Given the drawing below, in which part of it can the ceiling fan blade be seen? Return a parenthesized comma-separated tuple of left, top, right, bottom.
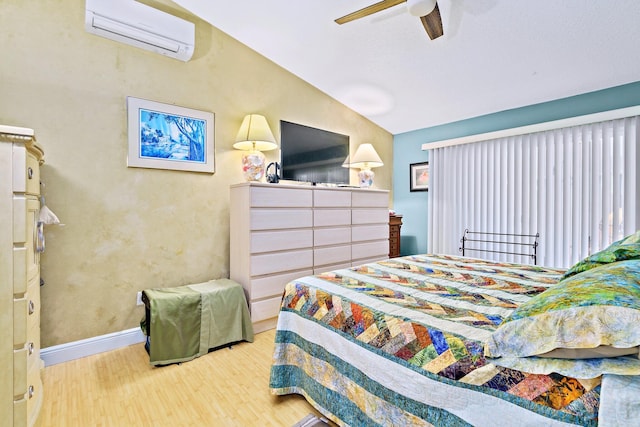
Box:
(419, 2, 443, 39)
(335, 0, 407, 25)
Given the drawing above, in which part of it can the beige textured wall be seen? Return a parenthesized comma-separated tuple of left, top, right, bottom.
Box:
(0, 0, 392, 347)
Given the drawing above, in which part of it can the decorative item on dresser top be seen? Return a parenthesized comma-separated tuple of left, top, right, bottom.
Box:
(1, 125, 45, 427)
(389, 212, 403, 257)
(230, 182, 390, 333)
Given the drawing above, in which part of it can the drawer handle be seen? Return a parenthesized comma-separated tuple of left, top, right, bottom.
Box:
(28, 385, 34, 399)
(36, 221, 45, 253)
(28, 342, 34, 355)
(28, 300, 35, 315)
(27, 167, 33, 179)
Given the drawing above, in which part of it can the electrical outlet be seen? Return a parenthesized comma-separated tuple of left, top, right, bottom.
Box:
(136, 291, 143, 306)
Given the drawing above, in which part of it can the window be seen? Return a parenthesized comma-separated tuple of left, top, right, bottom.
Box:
(427, 115, 639, 268)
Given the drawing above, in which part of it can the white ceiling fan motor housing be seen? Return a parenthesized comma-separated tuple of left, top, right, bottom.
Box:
(407, 0, 437, 17)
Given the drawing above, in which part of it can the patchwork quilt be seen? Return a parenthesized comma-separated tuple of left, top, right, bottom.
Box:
(269, 255, 639, 426)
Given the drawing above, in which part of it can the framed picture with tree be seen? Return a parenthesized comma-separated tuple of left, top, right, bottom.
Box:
(127, 97, 215, 173)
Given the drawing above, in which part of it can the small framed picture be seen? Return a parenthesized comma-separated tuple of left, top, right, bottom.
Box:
(410, 161, 429, 192)
(127, 97, 215, 173)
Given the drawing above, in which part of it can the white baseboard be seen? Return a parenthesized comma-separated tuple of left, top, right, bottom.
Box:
(41, 327, 146, 366)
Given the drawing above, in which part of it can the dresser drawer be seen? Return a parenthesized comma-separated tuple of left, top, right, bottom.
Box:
(12, 196, 27, 243)
(314, 261, 352, 275)
(352, 240, 389, 261)
(314, 245, 351, 267)
(27, 273, 40, 298)
(25, 151, 41, 196)
(251, 229, 313, 254)
(352, 190, 388, 207)
(314, 189, 351, 207)
(250, 269, 313, 300)
(24, 361, 43, 427)
(251, 249, 313, 276)
(14, 336, 39, 381)
(250, 209, 312, 230)
(11, 144, 41, 195)
(352, 224, 388, 242)
(314, 226, 351, 246)
(24, 276, 40, 327)
(314, 209, 350, 227)
(13, 298, 28, 347)
(352, 208, 389, 225)
(250, 296, 284, 322)
(13, 246, 27, 294)
(390, 239, 400, 258)
(13, 398, 28, 427)
(27, 313, 41, 362)
(250, 186, 312, 207)
(13, 347, 28, 396)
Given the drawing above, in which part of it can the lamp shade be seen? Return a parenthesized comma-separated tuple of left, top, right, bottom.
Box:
(233, 114, 278, 151)
(350, 143, 383, 169)
(341, 155, 350, 168)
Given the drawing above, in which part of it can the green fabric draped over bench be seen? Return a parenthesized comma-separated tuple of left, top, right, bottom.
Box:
(141, 279, 254, 366)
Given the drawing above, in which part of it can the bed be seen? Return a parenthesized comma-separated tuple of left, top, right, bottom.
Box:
(269, 247, 640, 426)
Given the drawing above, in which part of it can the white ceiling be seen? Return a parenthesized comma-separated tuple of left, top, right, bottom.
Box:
(172, 0, 640, 135)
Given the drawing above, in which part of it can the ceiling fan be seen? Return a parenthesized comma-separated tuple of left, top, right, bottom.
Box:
(335, 0, 444, 40)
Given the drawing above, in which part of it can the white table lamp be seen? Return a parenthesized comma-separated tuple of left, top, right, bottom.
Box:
(233, 114, 277, 181)
(350, 143, 383, 188)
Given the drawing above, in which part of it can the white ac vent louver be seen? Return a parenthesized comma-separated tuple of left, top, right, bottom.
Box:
(85, 0, 195, 62)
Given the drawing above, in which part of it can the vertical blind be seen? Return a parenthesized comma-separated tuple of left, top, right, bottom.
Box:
(427, 115, 639, 268)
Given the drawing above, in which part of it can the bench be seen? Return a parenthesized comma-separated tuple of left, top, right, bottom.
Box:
(141, 279, 254, 366)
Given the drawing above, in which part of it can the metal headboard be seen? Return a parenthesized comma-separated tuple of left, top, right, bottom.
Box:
(459, 229, 540, 265)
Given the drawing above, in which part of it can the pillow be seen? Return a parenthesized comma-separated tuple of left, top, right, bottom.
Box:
(561, 232, 640, 280)
(487, 353, 640, 379)
(620, 230, 640, 245)
(484, 259, 640, 359)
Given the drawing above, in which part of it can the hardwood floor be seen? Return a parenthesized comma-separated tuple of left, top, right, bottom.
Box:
(35, 329, 324, 426)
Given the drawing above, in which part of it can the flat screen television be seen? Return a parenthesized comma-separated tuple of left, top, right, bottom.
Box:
(280, 120, 350, 185)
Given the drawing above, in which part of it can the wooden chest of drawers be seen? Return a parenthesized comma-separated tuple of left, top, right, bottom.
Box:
(389, 214, 403, 258)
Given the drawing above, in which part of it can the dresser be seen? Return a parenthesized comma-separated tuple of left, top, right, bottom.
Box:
(389, 213, 403, 257)
(230, 182, 389, 332)
(1, 126, 44, 427)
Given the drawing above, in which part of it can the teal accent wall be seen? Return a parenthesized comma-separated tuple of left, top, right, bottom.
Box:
(392, 81, 640, 256)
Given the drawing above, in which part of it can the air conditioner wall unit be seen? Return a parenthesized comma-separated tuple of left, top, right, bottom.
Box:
(85, 0, 195, 62)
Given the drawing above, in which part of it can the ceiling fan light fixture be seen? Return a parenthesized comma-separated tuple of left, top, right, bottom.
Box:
(407, 0, 437, 17)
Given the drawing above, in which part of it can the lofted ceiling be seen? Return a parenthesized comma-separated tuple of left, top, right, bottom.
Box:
(171, 0, 640, 135)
